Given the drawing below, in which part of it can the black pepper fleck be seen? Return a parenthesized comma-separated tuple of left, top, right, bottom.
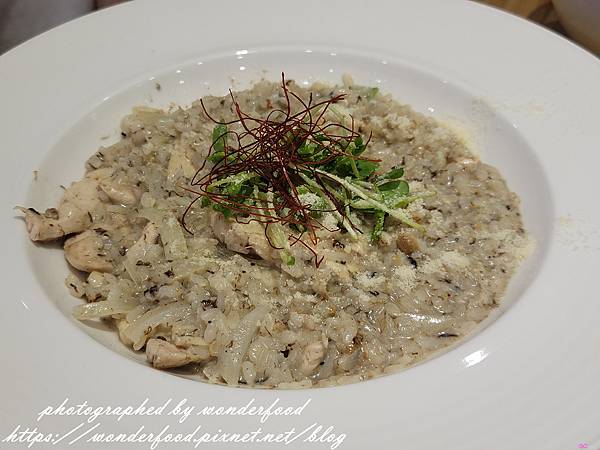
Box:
(333, 240, 345, 249)
(144, 285, 159, 297)
(202, 299, 217, 308)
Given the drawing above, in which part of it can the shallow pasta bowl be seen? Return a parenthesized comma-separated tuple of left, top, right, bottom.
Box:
(1, 0, 599, 449)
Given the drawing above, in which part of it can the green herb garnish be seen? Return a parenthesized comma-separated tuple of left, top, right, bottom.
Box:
(183, 74, 434, 267)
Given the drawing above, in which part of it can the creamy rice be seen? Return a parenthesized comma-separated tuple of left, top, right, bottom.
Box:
(19, 78, 528, 388)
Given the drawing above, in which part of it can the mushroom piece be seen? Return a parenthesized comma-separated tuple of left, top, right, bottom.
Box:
(299, 341, 326, 376)
(396, 231, 421, 255)
(64, 230, 112, 273)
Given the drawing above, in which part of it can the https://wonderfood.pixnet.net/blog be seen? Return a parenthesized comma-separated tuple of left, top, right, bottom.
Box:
(1, 397, 347, 449)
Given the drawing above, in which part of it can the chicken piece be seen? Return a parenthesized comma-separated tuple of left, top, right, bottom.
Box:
(18, 169, 112, 242)
(116, 318, 134, 347)
(99, 180, 140, 206)
(16, 207, 65, 241)
(209, 212, 323, 277)
(209, 212, 278, 261)
(299, 341, 326, 376)
(145, 338, 209, 369)
(64, 230, 112, 273)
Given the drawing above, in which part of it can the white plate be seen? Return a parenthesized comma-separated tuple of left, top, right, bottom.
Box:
(1, 1, 599, 449)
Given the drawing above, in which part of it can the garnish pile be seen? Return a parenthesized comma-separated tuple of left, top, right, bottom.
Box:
(183, 74, 432, 267)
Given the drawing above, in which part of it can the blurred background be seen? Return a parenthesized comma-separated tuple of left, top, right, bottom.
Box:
(0, 0, 599, 56)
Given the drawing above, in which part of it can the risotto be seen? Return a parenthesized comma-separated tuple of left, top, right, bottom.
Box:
(18, 76, 528, 388)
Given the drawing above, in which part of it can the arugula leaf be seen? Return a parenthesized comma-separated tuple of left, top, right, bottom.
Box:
(212, 124, 227, 152)
(380, 167, 404, 180)
(207, 152, 225, 163)
(380, 181, 410, 207)
(350, 136, 366, 156)
(212, 203, 233, 218)
(220, 172, 256, 196)
(332, 157, 378, 179)
(298, 141, 318, 157)
(297, 185, 329, 214)
(378, 179, 409, 193)
(298, 141, 332, 164)
(355, 160, 378, 179)
(283, 253, 296, 266)
(207, 124, 228, 163)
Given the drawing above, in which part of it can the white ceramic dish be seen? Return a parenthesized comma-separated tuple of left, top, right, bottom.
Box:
(1, 1, 599, 449)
